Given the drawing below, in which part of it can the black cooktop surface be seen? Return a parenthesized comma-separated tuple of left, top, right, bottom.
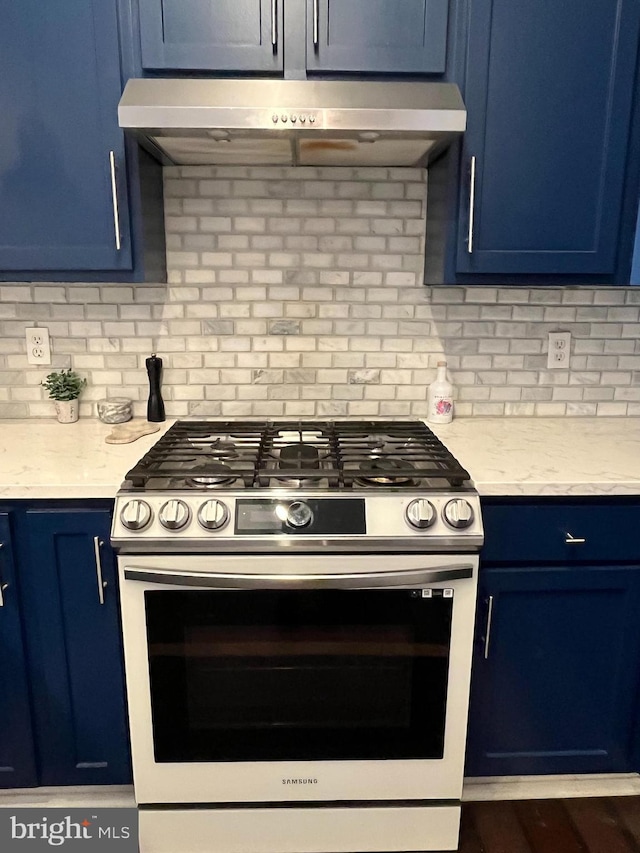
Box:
(121, 420, 472, 492)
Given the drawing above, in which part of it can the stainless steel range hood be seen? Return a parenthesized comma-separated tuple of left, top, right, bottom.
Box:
(118, 79, 466, 168)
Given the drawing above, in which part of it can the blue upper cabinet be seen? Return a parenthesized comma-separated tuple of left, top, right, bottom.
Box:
(139, 0, 284, 72)
(0, 0, 133, 274)
(631, 204, 640, 284)
(19, 508, 131, 786)
(0, 513, 38, 789)
(456, 0, 640, 277)
(306, 0, 448, 74)
(134, 0, 447, 75)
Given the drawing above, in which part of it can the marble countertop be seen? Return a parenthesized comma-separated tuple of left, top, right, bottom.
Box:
(429, 417, 640, 497)
(0, 419, 173, 499)
(0, 417, 639, 500)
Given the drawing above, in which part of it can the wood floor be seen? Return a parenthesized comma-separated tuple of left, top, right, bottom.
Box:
(460, 797, 640, 853)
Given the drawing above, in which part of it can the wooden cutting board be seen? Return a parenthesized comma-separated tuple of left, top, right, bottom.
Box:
(105, 420, 161, 444)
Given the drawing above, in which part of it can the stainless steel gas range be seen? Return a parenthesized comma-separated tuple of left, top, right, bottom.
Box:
(111, 420, 483, 853)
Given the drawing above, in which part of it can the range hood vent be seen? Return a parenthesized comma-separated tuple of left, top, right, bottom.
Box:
(118, 79, 466, 168)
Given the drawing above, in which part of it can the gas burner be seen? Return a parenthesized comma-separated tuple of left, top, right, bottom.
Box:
(209, 446, 240, 460)
(355, 457, 416, 487)
(278, 443, 321, 471)
(187, 476, 238, 489)
(186, 436, 240, 459)
(275, 430, 325, 443)
(268, 477, 309, 489)
(158, 458, 198, 471)
(186, 462, 237, 489)
(266, 443, 324, 486)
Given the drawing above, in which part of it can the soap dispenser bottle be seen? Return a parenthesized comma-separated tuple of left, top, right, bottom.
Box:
(427, 360, 454, 424)
(146, 353, 166, 423)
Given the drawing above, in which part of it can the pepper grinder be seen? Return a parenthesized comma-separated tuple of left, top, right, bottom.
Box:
(146, 353, 165, 422)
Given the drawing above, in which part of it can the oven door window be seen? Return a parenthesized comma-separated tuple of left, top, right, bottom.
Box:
(145, 589, 453, 762)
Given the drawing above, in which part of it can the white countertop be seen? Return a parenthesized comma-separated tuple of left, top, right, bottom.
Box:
(0, 417, 639, 500)
(430, 417, 640, 497)
(0, 419, 173, 499)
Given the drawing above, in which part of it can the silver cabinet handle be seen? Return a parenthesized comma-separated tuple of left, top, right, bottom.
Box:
(125, 564, 474, 589)
(467, 155, 477, 254)
(313, 0, 319, 47)
(483, 595, 494, 660)
(271, 0, 278, 47)
(93, 537, 107, 605)
(108, 150, 121, 251)
(0, 542, 7, 607)
(565, 532, 586, 544)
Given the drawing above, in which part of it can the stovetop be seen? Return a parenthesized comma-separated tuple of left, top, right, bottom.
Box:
(112, 421, 482, 554)
(121, 419, 472, 492)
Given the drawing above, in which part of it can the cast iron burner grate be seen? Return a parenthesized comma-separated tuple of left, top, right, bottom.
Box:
(122, 420, 471, 491)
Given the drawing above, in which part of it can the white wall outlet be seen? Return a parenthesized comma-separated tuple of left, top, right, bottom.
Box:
(26, 326, 52, 365)
(547, 331, 571, 370)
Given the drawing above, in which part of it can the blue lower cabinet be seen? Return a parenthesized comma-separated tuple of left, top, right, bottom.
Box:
(19, 508, 131, 786)
(0, 513, 38, 789)
(466, 565, 640, 776)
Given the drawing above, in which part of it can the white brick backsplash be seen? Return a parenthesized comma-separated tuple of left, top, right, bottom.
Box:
(254, 337, 285, 351)
(605, 340, 636, 353)
(302, 384, 332, 399)
(382, 339, 413, 352)
(594, 290, 626, 305)
(334, 354, 365, 368)
(0, 168, 638, 417)
(217, 236, 249, 251)
(203, 354, 234, 367)
(271, 354, 302, 368)
(238, 386, 269, 400)
(301, 354, 332, 368)
(367, 354, 402, 368)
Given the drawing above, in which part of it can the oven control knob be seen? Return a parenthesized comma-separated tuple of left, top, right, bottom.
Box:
(120, 499, 152, 531)
(198, 499, 230, 531)
(286, 501, 313, 528)
(406, 499, 437, 530)
(159, 499, 191, 531)
(443, 499, 475, 529)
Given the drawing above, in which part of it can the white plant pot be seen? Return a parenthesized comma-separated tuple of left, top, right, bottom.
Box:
(54, 399, 79, 423)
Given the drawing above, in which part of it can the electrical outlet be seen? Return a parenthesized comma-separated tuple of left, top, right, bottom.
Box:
(547, 331, 571, 370)
(26, 327, 51, 365)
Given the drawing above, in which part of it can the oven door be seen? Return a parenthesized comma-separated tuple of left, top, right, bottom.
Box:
(119, 553, 478, 805)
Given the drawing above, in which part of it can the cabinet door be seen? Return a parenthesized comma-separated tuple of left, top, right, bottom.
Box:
(456, 0, 640, 275)
(20, 509, 131, 786)
(139, 0, 283, 72)
(0, 0, 131, 272)
(631, 204, 640, 285)
(466, 566, 640, 776)
(0, 514, 38, 789)
(306, 0, 448, 73)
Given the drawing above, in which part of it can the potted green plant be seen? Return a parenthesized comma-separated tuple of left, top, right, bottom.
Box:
(42, 369, 87, 423)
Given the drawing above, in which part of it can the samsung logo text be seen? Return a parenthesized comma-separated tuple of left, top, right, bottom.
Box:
(282, 778, 318, 785)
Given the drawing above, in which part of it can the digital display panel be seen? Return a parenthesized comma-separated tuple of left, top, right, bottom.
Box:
(236, 503, 283, 532)
(235, 499, 366, 536)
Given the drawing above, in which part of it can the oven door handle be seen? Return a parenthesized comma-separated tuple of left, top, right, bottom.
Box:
(123, 565, 473, 589)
